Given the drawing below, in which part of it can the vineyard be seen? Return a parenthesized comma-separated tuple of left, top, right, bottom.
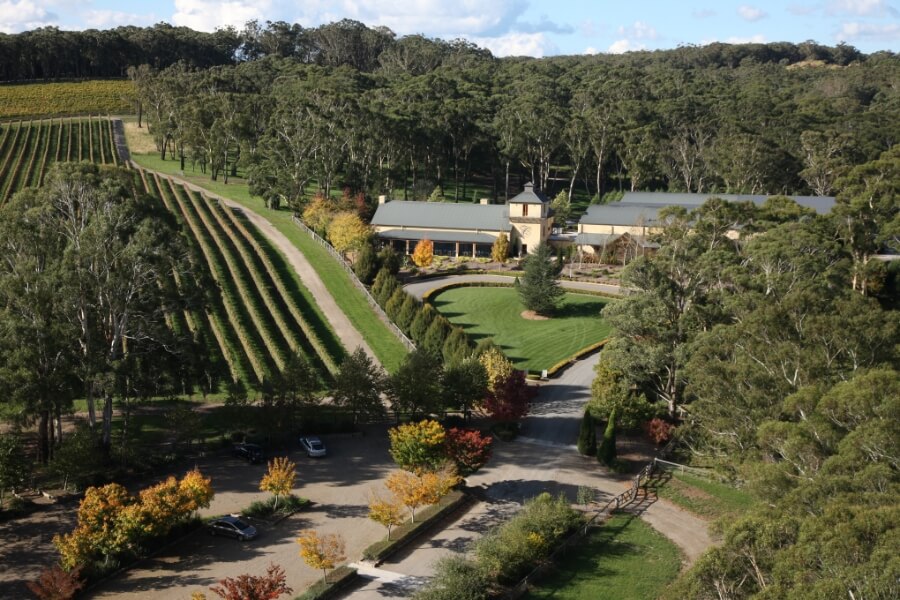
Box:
(0, 117, 118, 204)
(0, 80, 132, 119)
(138, 168, 343, 387)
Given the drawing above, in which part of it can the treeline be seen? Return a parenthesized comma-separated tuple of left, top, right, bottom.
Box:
(586, 147, 899, 598)
(122, 23, 899, 208)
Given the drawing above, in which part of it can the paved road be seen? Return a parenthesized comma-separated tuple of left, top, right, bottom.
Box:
(403, 274, 623, 301)
(140, 166, 380, 368)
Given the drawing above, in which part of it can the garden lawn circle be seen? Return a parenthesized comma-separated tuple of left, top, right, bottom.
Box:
(431, 286, 611, 374)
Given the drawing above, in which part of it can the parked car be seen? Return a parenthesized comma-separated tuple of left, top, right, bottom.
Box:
(232, 442, 265, 464)
(299, 436, 326, 458)
(208, 515, 258, 541)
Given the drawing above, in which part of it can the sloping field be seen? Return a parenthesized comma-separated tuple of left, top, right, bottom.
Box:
(139, 169, 343, 386)
(0, 116, 118, 204)
(0, 80, 132, 119)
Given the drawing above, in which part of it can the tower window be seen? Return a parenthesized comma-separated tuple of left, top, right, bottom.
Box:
(523, 204, 529, 217)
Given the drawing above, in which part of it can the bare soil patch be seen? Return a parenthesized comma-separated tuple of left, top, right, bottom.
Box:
(520, 310, 549, 321)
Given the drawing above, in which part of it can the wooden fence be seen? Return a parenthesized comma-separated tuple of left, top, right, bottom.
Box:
(291, 215, 416, 351)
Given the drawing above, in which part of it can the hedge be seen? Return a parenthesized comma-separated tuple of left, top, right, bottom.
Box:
(545, 338, 610, 378)
(293, 565, 358, 600)
(361, 489, 473, 563)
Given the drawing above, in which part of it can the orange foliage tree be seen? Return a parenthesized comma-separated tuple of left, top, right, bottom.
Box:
(297, 530, 347, 584)
(208, 562, 292, 600)
(385, 466, 459, 522)
(259, 457, 297, 509)
(412, 239, 434, 267)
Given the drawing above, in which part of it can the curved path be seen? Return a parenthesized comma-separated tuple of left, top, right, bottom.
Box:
(138, 165, 379, 368)
(403, 273, 623, 301)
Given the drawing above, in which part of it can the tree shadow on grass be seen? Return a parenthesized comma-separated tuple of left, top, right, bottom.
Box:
(554, 300, 607, 320)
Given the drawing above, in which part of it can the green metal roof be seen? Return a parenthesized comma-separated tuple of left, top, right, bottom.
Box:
(509, 182, 550, 205)
(620, 192, 835, 215)
(371, 200, 509, 231)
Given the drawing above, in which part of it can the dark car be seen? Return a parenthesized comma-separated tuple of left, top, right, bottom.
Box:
(232, 442, 265, 464)
(208, 516, 258, 541)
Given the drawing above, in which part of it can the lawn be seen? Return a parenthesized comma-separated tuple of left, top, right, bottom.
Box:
(129, 150, 408, 372)
(647, 471, 759, 520)
(526, 513, 682, 600)
(431, 286, 611, 373)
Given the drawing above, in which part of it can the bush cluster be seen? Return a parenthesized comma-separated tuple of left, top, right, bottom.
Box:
(413, 492, 583, 599)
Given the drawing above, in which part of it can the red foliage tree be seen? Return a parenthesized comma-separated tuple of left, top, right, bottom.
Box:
(644, 418, 674, 445)
(445, 428, 493, 475)
(26, 565, 84, 600)
(483, 370, 534, 423)
(209, 563, 292, 600)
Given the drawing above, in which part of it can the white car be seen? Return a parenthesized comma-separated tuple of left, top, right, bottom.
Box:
(299, 436, 326, 458)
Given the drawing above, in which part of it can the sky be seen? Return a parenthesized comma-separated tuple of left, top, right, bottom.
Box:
(2, 0, 899, 57)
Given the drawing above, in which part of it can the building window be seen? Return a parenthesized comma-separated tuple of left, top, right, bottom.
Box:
(522, 203, 529, 217)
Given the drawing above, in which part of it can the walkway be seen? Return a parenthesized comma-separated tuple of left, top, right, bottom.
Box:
(403, 274, 623, 301)
(133, 162, 379, 368)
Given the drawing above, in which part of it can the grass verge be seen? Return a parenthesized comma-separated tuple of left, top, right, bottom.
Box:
(130, 152, 407, 372)
(646, 471, 758, 520)
(524, 513, 682, 600)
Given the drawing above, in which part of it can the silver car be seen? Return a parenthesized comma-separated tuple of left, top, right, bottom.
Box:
(299, 436, 327, 457)
(208, 516, 258, 541)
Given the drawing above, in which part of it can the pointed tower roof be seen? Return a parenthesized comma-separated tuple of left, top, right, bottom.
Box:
(509, 182, 550, 205)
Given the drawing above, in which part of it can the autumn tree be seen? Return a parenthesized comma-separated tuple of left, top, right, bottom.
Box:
(260, 457, 297, 509)
(483, 370, 533, 424)
(445, 428, 493, 475)
(388, 419, 447, 473)
(327, 211, 371, 256)
(208, 563, 292, 600)
(301, 194, 337, 235)
(478, 347, 515, 393)
(26, 565, 84, 600)
(412, 239, 434, 268)
(418, 465, 461, 505)
(297, 530, 346, 584)
(384, 467, 457, 522)
(367, 491, 406, 540)
(491, 233, 509, 263)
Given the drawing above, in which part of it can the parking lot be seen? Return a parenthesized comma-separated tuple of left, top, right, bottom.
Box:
(3, 425, 396, 599)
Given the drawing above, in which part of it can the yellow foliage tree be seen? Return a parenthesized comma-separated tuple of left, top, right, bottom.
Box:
(412, 239, 434, 267)
(178, 468, 215, 514)
(388, 419, 447, 473)
(260, 457, 297, 509)
(418, 465, 461, 506)
(367, 490, 406, 540)
(327, 211, 371, 255)
(302, 194, 337, 234)
(297, 530, 347, 584)
(491, 232, 509, 263)
(479, 346, 515, 393)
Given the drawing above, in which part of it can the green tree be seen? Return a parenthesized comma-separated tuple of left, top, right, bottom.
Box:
(576, 411, 597, 456)
(388, 419, 447, 473)
(518, 242, 563, 316)
(442, 358, 488, 420)
(597, 409, 617, 466)
(442, 327, 472, 366)
(395, 295, 420, 333)
(0, 433, 31, 506)
(331, 347, 385, 425)
(354, 242, 379, 285)
(409, 304, 436, 343)
(378, 246, 402, 275)
(422, 316, 452, 356)
(385, 288, 407, 322)
(550, 190, 571, 226)
(388, 349, 444, 419)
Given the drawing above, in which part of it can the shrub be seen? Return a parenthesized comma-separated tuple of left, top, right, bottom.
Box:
(412, 239, 434, 268)
(378, 246, 402, 275)
(412, 555, 490, 600)
(577, 410, 597, 456)
(354, 243, 379, 284)
(385, 288, 407, 322)
(644, 418, 675, 445)
(395, 295, 420, 333)
(422, 316, 451, 356)
(597, 409, 617, 466)
(409, 304, 436, 343)
(445, 428, 492, 476)
(473, 493, 581, 584)
(491, 233, 509, 264)
(242, 495, 308, 519)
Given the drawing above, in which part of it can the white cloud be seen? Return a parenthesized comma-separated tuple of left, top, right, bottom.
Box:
(83, 10, 157, 29)
(583, 46, 598, 54)
(828, 0, 897, 16)
(616, 20, 658, 40)
(0, 0, 56, 33)
(737, 5, 768, 21)
(468, 32, 557, 57)
(692, 8, 716, 18)
(172, 0, 271, 31)
(702, 34, 767, 44)
(837, 21, 900, 40)
(607, 39, 647, 53)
